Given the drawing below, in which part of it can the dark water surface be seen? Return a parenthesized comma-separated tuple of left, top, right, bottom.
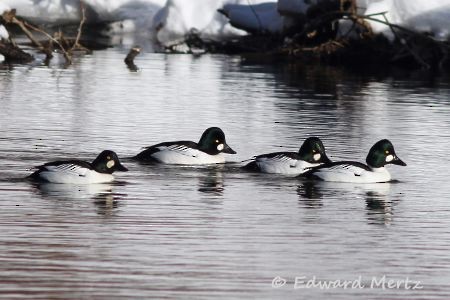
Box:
(1, 49, 450, 299)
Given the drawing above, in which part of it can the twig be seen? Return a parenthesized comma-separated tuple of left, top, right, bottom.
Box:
(2, 10, 44, 50)
(22, 21, 71, 63)
(380, 13, 430, 69)
(70, 1, 89, 53)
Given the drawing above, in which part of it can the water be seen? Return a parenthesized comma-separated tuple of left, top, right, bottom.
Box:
(1, 49, 450, 299)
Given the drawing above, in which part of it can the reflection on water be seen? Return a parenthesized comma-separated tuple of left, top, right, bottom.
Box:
(297, 181, 323, 208)
(198, 169, 224, 195)
(1, 50, 450, 299)
(32, 182, 114, 199)
(297, 181, 398, 225)
(31, 182, 126, 217)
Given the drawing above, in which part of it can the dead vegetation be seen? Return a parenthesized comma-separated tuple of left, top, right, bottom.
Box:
(165, 0, 450, 71)
(0, 2, 91, 65)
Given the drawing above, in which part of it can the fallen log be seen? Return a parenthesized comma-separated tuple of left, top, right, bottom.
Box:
(0, 41, 33, 63)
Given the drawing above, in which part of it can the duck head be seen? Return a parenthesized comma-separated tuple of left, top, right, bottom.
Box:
(92, 150, 128, 174)
(298, 137, 332, 164)
(366, 139, 406, 168)
(198, 127, 236, 155)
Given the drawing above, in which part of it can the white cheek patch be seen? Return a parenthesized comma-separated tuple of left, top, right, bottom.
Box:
(106, 160, 115, 169)
(217, 144, 224, 151)
(313, 153, 321, 161)
(385, 154, 394, 162)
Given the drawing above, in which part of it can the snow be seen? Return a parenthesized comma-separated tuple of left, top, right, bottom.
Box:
(0, 25, 8, 40)
(220, 2, 290, 34)
(0, 0, 165, 28)
(363, 0, 450, 40)
(154, 0, 244, 46)
(1, 0, 450, 44)
(154, 0, 272, 46)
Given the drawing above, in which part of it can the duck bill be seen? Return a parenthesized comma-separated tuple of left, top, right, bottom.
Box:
(320, 154, 332, 165)
(392, 156, 406, 166)
(116, 162, 129, 171)
(223, 143, 236, 154)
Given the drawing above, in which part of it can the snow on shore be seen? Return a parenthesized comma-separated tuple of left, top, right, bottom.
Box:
(364, 0, 450, 40)
(1, 0, 450, 43)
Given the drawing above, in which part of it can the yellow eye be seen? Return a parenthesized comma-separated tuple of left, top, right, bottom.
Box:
(312, 149, 316, 153)
(107, 156, 111, 160)
(215, 139, 219, 143)
(385, 150, 389, 154)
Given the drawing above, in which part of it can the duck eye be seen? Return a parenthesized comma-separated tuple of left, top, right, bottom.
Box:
(385, 150, 389, 154)
(215, 139, 219, 143)
(107, 156, 111, 160)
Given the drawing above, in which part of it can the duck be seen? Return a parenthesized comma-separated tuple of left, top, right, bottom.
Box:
(134, 127, 236, 164)
(29, 150, 128, 184)
(302, 139, 406, 183)
(242, 137, 332, 175)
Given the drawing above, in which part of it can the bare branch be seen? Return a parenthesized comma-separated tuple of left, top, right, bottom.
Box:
(70, 1, 88, 53)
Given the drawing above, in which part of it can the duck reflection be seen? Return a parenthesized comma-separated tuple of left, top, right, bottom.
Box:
(364, 183, 395, 226)
(297, 180, 399, 225)
(93, 192, 125, 217)
(32, 182, 126, 216)
(197, 168, 225, 195)
(297, 181, 323, 208)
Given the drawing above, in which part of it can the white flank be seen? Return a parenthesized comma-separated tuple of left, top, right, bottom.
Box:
(314, 165, 392, 183)
(256, 155, 319, 176)
(151, 145, 225, 164)
(38, 164, 114, 184)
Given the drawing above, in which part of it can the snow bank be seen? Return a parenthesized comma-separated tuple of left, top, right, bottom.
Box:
(153, 0, 272, 46)
(220, 2, 291, 34)
(0, 0, 165, 29)
(0, 25, 9, 40)
(1, 0, 81, 24)
(364, 0, 450, 40)
(2, 0, 450, 43)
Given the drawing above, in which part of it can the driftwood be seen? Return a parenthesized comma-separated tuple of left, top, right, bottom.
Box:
(0, 40, 34, 63)
(124, 46, 141, 71)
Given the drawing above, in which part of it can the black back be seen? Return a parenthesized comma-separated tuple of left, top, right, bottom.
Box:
(134, 141, 198, 161)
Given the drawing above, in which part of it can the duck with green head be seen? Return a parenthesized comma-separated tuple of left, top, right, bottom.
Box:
(29, 150, 128, 184)
(302, 139, 406, 183)
(134, 127, 236, 164)
(243, 137, 332, 175)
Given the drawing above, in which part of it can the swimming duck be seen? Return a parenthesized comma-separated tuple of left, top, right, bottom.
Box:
(134, 127, 236, 164)
(29, 150, 128, 184)
(243, 137, 332, 175)
(302, 139, 406, 183)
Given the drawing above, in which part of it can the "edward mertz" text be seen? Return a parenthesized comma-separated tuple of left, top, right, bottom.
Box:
(292, 275, 423, 290)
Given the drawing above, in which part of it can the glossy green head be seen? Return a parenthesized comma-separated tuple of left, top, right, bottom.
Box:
(197, 127, 236, 155)
(92, 150, 128, 174)
(366, 139, 406, 168)
(298, 137, 332, 164)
